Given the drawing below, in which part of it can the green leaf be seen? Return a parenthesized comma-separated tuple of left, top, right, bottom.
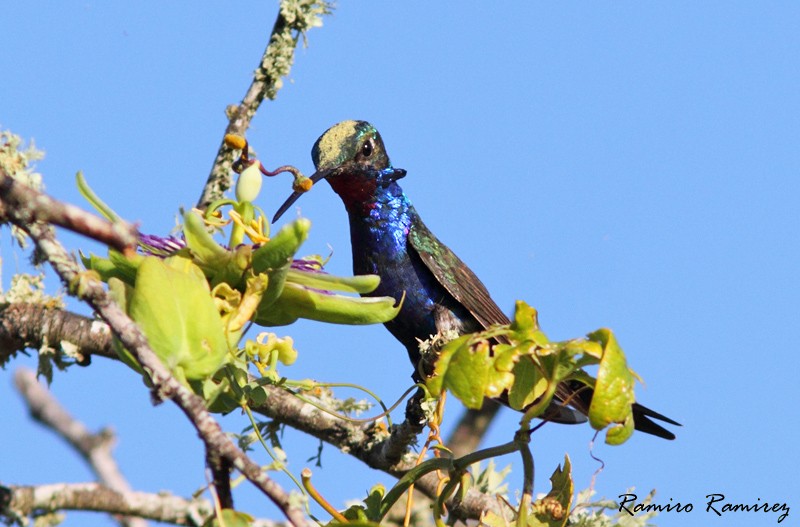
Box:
(538, 348, 578, 387)
(107, 278, 144, 375)
(184, 210, 228, 263)
(108, 249, 143, 283)
(341, 505, 370, 523)
(424, 300, 647, 444)
(254, 282, 400, 326)
(587, 329, 635, 445)
(285, 268, 380, 293)
(251, 219, 311, 309)
(511, 299, 539, 333)
(76, 171, 122, 223)
(251, 218, 310, 274)
(431, 338, 493, 409)
(482, 511, 513, 527)
(361, 483, 385, 522)
(82, 249, 143, 285)
(425, 334, 470, 398)
(128, 256, 228, 381)
(508, 354, 546, 411)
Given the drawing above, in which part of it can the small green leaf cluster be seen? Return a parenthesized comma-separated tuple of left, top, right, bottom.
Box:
(482, 456, 573, 527)
(426, 301, 637, 445)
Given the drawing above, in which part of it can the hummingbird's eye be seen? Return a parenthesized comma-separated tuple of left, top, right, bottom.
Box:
(361, 140, 373, 158)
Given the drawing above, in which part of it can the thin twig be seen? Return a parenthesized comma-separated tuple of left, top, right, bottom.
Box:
(0, 173, 310, 527)
(0, 171, 137, 253)
(13, 368, 147, 527)
(205, 450, 234, 510)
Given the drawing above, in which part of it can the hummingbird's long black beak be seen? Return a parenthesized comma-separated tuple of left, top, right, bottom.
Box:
(272, 166, 407, 223)
(272, 169, 332, 223)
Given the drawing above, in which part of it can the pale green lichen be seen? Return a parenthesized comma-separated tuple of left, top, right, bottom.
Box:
(59, 340, 83, 362)
(0, 273, 64, 308)
(300, 384, 374, 418)
(416, 328, 460, 355)
(258, 0, 333, 100)
(418, 396, 440, 424)
(287, 489, 310, 512)
(0, 128, 45, 248)
(279, 0, 331, 32)
(32, 511, 65, 527)
(37, 337, 58, 385)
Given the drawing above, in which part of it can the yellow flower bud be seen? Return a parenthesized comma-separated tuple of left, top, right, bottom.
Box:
(293, 176, 313, 193)
(224, 134, 247, 150)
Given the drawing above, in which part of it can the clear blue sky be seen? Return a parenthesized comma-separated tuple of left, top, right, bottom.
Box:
(2, 3, 798, 527)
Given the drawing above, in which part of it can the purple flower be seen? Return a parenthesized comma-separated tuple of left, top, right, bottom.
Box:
(139, 234, 186, 256)
(290, 256, 325, 273)
(139, 234, 326, 277)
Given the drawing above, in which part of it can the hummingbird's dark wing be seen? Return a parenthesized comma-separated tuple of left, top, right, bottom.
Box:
(408, 220, 511, 329)
(408, 219, 680, 439)
(408, 220, 586, 425)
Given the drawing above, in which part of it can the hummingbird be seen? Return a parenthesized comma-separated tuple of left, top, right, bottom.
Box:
(274, 120, 679, 439)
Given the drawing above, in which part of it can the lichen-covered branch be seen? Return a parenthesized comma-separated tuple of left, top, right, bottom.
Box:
(377, 389, 428, 465)
(13, 368, 147, 527)
(196, 0, 333, 210)
(0, 303, 115, 367)
(0, 483, 286, 527)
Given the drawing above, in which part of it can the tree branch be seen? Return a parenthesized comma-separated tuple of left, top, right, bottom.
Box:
(0, 482, 286, 527)
(446, 401, 502, 459)
(13, 368, 147, 527)
(378, 389, 428, 465)
(205, 450, 234, 511)
(0, 302, 115, 366)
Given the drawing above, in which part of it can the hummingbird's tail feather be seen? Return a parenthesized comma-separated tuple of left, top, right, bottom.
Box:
(631, 402, 681, 440)
(551, 380, 680, 440)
